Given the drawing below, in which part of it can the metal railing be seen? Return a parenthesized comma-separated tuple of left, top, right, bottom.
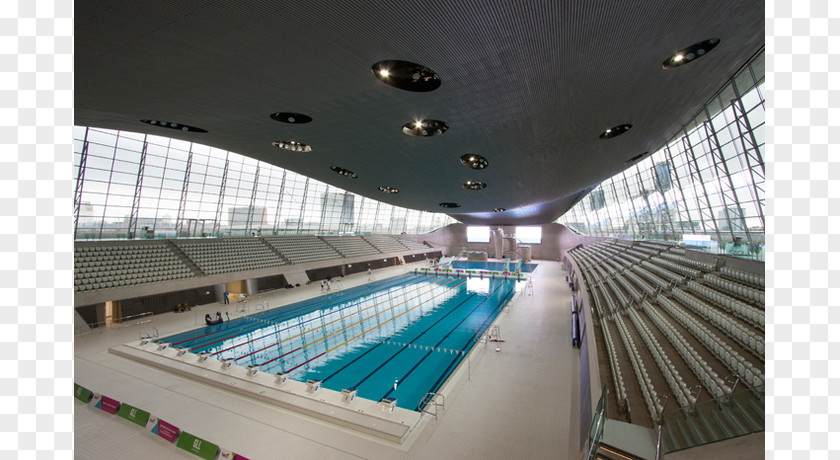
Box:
(75, 311, 154, 336)
(418, 393, 445, 418)
(658, 385, 765, 454)
(585, 387, 608, 460)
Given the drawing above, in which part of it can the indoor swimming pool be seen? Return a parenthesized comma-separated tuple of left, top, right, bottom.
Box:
(158, 273, 522, 410)
(449, 260, 539, 273)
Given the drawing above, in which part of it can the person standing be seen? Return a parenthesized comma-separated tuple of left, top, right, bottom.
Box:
(223, 290, 230, 304)
(367, 267, 372, 281)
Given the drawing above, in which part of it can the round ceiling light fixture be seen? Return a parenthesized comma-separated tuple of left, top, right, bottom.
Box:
(460, 154, 488, 170)
(378, 186, 399, 194)
(661, 38, 720, 69)
(402, 119, 448, 137)
(599, 124, 632, 139)
(462, 181, 487, 190)
(371, 60, 441, 92)
(493, 208, 506, 212)
(272, 140, 312, 152)
(140, 119, 207, 133)
(439, 202, 460, 208)
(269, 112, 313, 124)
(330, 166, 358, 179)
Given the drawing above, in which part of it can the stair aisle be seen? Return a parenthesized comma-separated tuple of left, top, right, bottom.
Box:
(662, 388, 764, 453)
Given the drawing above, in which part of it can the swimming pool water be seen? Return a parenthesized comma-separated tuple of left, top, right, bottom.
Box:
(449, 260, 538, 273)
(160, 273, 521, 411)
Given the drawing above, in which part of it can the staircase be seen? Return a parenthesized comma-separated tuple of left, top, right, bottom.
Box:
(662, 387, 764, 453)
(594, 442, 650, 460)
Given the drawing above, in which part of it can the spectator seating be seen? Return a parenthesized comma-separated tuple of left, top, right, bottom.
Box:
(395, 238, 430, 251)
(613, 314, 664, 425)
(669, 289, 764, 358)
(362, 235, 407, 253)
(321, 236, 380, 258)
(75, 243, 192, 292)
(568, 239, 765, 430)
(174, 238, 285, 275)
(685, 281, 764, 331)
(720, 266, 765, 289)
(654, 295, 764, 388)
(702, 274, 765, 305)
(631, 264, 671, 290)
(650, 257, 702, 279)
(659, 252, 715, 272)
(601, 318, 628, 413)
(264, 236, 340, 265)
(627, 307, 694, 407)
(644, 300, 732, 398)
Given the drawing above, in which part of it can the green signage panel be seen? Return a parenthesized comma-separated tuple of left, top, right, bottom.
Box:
(116, 403, 150, 427)
(74, 384, 92, 403)
(176, 431, 219, 460)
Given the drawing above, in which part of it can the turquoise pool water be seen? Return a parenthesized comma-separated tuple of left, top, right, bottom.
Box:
(449, 260, 538, 273)
(160, 273, 521, 411)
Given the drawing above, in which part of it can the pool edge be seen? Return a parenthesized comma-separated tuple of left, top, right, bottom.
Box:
(108, 342, 421, 444)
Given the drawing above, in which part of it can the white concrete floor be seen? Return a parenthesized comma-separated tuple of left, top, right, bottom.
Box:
(74, 260, 581, 459)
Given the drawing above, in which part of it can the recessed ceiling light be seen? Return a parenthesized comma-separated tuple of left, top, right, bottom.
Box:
(460, 154, 488, 170)
(439, 202, 460, 208)
(462, 181, 487, 190)
(269, 112, 313, 124)
(599, 124, 632, 139)
(140, 119, 207, 133)
(272, 140, 313, 152)
(402, 119, 448, 137)
(378, 186, 399, 194)
(330, 166, 358, 179)
(662, 38, 720, 69)
(493, 208, 506, 212)
(625, 151, 649, 164)
(371, 60, 441, 92)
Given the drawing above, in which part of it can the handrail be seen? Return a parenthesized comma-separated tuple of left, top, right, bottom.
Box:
(75, 311, 154, 335)
(654, 394, 668, 459)
(418, 392, 445, 418)
(659, 385, 765, 453)
(585, 409, 606, 460)
(655, 423, 664, 460)
(585, 387, 609, 460)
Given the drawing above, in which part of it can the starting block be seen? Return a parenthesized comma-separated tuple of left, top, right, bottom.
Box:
(275, 372, 288, 385)
(157, 343, 169, 351)
(197, 352, 210, 363)
(220, 358, 233, 370)
(246, 365, 259, 377)
(380, 397, 397, 413)
(306, 379, 322, 393)
(176, 347, 188, 356)
(341, 388, 357, 403)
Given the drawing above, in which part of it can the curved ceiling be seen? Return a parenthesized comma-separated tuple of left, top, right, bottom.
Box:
(74, 0, 764, 226)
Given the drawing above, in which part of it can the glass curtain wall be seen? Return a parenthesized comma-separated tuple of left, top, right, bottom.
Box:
(558, 49, 765, 260)
(73, 127, 455, 240)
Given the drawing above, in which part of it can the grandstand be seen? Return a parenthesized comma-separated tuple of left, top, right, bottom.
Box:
(566, 240, 763, 453)
(72, 2, 764, 459)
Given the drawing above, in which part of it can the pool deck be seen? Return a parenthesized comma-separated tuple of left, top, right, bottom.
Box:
(75, 259, 581, 459)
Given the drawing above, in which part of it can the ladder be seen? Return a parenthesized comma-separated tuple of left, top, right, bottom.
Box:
(418, 392, 445, 419)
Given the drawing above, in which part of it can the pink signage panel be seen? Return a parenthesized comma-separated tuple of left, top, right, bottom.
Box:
(157, 418, 180, 443)
(99, 396, 120, 415)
